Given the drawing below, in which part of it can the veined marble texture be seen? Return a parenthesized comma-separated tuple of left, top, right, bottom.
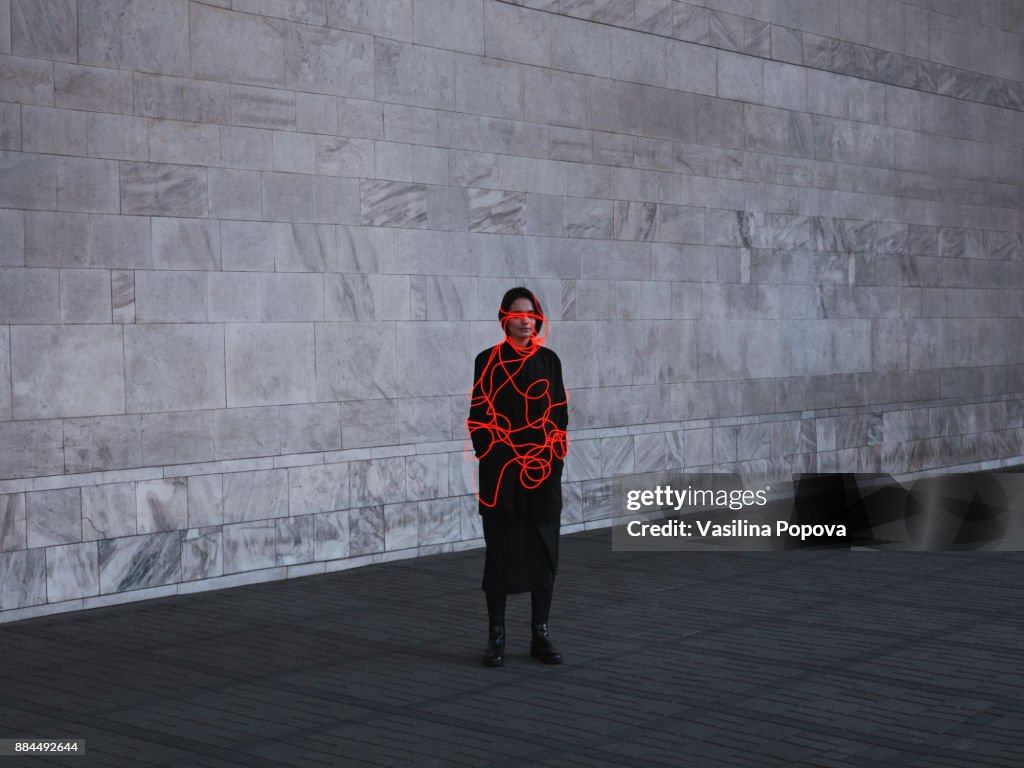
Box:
(314, 509, 349, 561)
(348, 505, 384, 556)
(384, 501, 417, 551)
(0, 493, 26, 551)
(223, 520, 277, 574)
(181, 527, 222, 582)
(98, 531, 181, 594)
(46, 542, 99, 602)
(136, 478, 188, 534)
(82, 483, 137, 541)
(361, 180, 427, 227)
(276, 515, 315, 565)
(223, 469, 289, 524)
(0, 549, 46, 609)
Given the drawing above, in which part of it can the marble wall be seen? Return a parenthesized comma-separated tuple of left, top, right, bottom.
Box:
(1, 0, 1023, 621)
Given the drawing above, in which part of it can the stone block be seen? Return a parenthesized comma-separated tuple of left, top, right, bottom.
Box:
(261, 273, 324, 321)
(313, 175, 361, 225)
(98, 531, 180, 592)
(375, 39, 455, 110)
(696, 95, 745, 149)
(47, 542, 100, 603)
(383, 103, 438, 144)
(348, 505, 384, 555)
(134, 271, 207, 323)
(273, 223, 335, 272)
(233, 0, 326, 24)
(588, 78, 644, 135)
(395, 321, 471, 397)
(230, 85, 296, 130)
(674, 3, 709, 44)
(612, 26, 665, 86)
(289, 463, 348, 516)
(325, 273, 379, 321)
(0, 101, 18, 150)
(149, 120, 221, 167)
(717, 49, 763, 103)
(350, 458, 405, 507)
(327, 0, 412, 41)
(273, 131, 315, 174)
(285, 22, 374, 99)
(296, 92, 338, 135)
(208, 271, 260, 324)
(383, 501, 416, 550)
(360, 180, 426, 227)
(643, 86, 696, 142)
(0, 210, 22, 268)
(0, 267, 58, 323)
(24, 211, 87, 268)
(337, 96, 384, 139)
(457, 53, 524, 120)
(181, 527, 221, 581)
(552, 15, 609, 77)
(415, 0, 482, 54)
(120, 162, 207, 218)
(0, 549, 47, 609)
(223, 469, 288, 523)
(27, 488, 80, 548)
(87, 214, 152, 269)
(182, 79, 230, 124)
(262, 171, 314, 222)
(136, 478, 187, 534)
(374, 140, 412, 181)
(0, 493, 25, 551)
(468, 189, 525, 234)
(337, 225, 392, 273)
(0, 420, 64, 479)
(315, 321, 397, 400)
(188, 474, 223, 528)
(57, 157, 119, 214)
(190, 3, 285, 87)
(209, 170, 262, 221)
(523, 66, 587, 129)
(54, 63, 132, 113)
(87, 113, 149, 161)
(214, 405, 280, 460)
(287, 406, 349, 460)
(221, 126, 275, 171)
(666, 39, 716, 96)
(338, 397, 398, 448)
(0, 53, 53, 105)
(125, 325, 225, 412)
(81, 483, 136, 542)
(763, 60, 806, 112)
(140, 410, 215, 466)
(483, 0, 549, 66)
(744, 104, 812, 158)
(221, 221, 276, 271)
(152, 217, 220, 270)
(22, 106, 86, 156)
(0, 2, 9, 55)
(59, 269, 111, 323)
(63, 415, 142, 473)
(276, 515, 314, 565)
(13, 326, 124, 419)
(411, 146, 448, 186)
(0, 150, 55, 210)
(226, 323, 316, 407)
(417, 498, 459, 545)
(133, 73, 183, 120)
(79, 0, 188, 75)
(313, 508, 348, 560)
(222, 520, 277, 573)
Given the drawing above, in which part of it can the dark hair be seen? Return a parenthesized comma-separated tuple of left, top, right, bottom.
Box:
(499, 286, 544, 333)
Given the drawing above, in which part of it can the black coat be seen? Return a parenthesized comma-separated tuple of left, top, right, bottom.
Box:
(468, 341, 569, 524)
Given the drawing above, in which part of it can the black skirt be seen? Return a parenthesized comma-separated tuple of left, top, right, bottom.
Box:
(481, 483, 560, 594)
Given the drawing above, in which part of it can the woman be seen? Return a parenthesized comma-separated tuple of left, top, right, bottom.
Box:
(467, 287, 569, 667)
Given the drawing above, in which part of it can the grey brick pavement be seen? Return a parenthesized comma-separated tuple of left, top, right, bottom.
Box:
(3, 527, 1023, 767)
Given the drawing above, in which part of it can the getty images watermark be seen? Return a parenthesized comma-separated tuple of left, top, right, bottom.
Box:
(612, 473, 1024, 551)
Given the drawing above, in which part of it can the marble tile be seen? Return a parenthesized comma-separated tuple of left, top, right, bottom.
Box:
(314, 509, 349, 561)
(187, 474, 223, 529)
(350, 457, 407, 506)
(111, 270, 135, 323)
(223, 469, 289, 524)
(226, 323, 316, 408)
(141, 411, 215, 467)
(136, 478, 188, 534)
(0, 420, 65, 480)
(276, 515, 314, 565)
(222, 520, 276, 574)
(581, 477, 618, 522)
(288, 463, 349, 517)
(315, 321, 397, 401)
(348, 505, 384, 556)
(81, 483, 136, 541)
(417, 498, 460, 546)
(26, 488, 80, 548)
(98, 531, 180, 593)
(181, 527, 222, 581)
(285, 23, 373, 99)
(384, 501, 417, 550)
(46, 541, 99, 602)
(279, 403, 342, 454)
(360, 180, 427, 228)
(0, 549, 47, 609)
(0, 493, 26, 551)
(214, 406, 280, 461)
(120, 162, 207, 218)
(125, 325, 224, 413)
(405, 453, 447, 501)
(633, 433, 667, 473)
(79, 0, 189, 75)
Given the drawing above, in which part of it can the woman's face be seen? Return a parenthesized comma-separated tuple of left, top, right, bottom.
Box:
(505, 296, 536, 346)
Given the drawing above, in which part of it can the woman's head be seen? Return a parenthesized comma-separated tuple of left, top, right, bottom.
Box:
(499, 286, 545, 345)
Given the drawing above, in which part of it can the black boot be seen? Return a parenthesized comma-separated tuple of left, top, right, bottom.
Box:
(530, 623, 562, 664)
(483, 623, 505, 667)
